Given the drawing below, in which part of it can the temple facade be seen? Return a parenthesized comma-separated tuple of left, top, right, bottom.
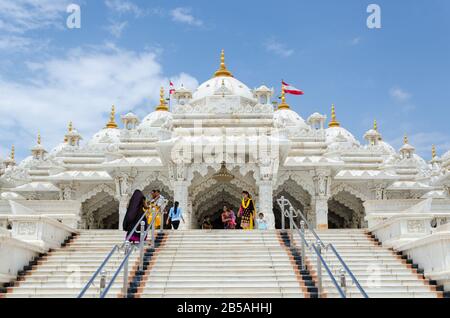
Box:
(1, 51, 449, 231)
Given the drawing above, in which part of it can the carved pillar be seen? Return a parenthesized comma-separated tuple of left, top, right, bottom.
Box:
(170, 163, 192, 230)
(311, 169, 331, 230)
(118, 195, 129, 231)
(174, 180, 189, 230)
(258, 180, 275, 229)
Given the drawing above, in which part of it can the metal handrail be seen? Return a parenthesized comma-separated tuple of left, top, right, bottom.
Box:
(97, 209, 163, 298)
(77, 211, 148, 298)
(277, 196, 369, 298)
(100, 244, 136, 298)
(311, 242, 346, 298)
(288, 219, 346, 298)
(78, 245, 119, 298)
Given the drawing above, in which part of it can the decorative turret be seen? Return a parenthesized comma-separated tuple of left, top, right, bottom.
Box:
(64, 122, 82, 147)
(31, 132, 47, 160)
(213, 49, 233, 78)
(328, 104, 340, 128)
(364, 119, 382, 146)
(254, 85, 274, 106)
(172, 84, 193, 106)
(3, 145, 16, 168)
(105, 105, 118, 129)
(122, 112, 140, 130)
(399, 134, 415, 159)
(430, 144, 442, 170)
(155, 87, 169, 112)
(277, 85, 290, 110)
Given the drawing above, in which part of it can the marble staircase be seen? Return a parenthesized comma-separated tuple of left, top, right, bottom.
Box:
(0, 229, 445, 298)
(292, 229, 444, 298)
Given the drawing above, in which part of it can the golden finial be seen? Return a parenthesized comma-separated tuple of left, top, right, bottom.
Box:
(10, 145, 15, 161)
(37, 132, 41, 145)
(156, 87, 169, 111)
(64, 122, 72, 143)
(373, 119, 378, 131)
(328, 104, 340, 128)
(432, 145, 437, 159)
(106, 105, 118, 129)
(278, 84, 290, 110)
(403, 134, 408, 145)
(213, 49, 233, 78)
(68, 121, 73, 132)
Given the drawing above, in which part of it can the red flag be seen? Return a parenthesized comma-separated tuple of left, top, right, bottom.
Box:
(169, 81, 175, 95)
(282, 81, 304, 95)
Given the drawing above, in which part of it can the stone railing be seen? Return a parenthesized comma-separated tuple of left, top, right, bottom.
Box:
(0, 200, 81, 228)
(368, 214, 437, 249)
(0, 227, 45, 284)
(398, 223, 450, 291)
(0, 215, 77, 250)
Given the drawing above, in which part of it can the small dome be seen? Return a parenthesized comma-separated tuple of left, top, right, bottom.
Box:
(274, 108, 309, 130)
(18, 156, 35, 168)
(138, 110, 173, 132)
(254, 85, 273, 93)
(378, 140, 396, 155)
(326, 126, 360, 150)
(122, 112, 139, 121)
(88, 128, 121, 146)
(192, 76, 255, 101)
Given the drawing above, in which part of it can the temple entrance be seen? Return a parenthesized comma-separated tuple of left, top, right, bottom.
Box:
(327, 190, 366, 229)
(273, 178, 313, 230)
(190, 167, 257, 229)
(81, 189, 119, 229)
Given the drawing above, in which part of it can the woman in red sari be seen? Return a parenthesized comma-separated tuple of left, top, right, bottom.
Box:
(238, 191, 256, 230)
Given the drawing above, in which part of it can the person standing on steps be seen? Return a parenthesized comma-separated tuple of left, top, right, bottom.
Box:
(238, 191, 256, 230)
(167, 201, 185, 230)
(221, 206, 236, 229)
(255, 213, 268, 230)
(122, 190, 147, 243)
(146, 190, 166, 230)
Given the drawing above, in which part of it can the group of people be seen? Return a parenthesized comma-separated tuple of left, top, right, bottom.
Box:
(123, 189, 268, 243)
(202, 191, 268, 231)
(122, 189, 185, 243)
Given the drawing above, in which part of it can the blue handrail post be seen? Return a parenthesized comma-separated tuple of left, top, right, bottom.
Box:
(122, 241, 130, 298)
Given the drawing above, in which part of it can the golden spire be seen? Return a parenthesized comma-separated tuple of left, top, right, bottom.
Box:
(37, 132, 41, 145)
(403, 134, 408, 145)
(106, 105, 118, 129)
(278, 84, 290, 110)
(213, 49, 233, 78)
(64, 122, 72, 143)
(432, 145, 437, 159)
(10, 145, 15, 162)
(373, 119, 378, 131)
(328, 104, 340, 128)
(156, 87, 169, 111)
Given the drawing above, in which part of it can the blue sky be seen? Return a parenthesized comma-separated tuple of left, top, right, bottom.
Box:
(0, 0, 449, 161)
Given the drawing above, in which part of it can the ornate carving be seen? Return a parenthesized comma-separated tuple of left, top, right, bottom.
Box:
(407, 220, 425, 233)
(80, 184, 116, 203)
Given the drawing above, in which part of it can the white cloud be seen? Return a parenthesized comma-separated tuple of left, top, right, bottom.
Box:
(390, 87, 411, 102)
(106, 20, 128, 38)
(0, 0, 70, 33)
(264, 38, 294, 58)
(0, 45, 198, 160)
(104, 0, 143, 17)
(170, 7, 203, 27)
(0, 35, 50, 52)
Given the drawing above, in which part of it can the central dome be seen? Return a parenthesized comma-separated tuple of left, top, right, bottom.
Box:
(192, 50, 255, 101)
(192, 76, 254, 101)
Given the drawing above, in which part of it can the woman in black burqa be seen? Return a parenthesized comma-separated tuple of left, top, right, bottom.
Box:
(122, 190, 147, 243)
